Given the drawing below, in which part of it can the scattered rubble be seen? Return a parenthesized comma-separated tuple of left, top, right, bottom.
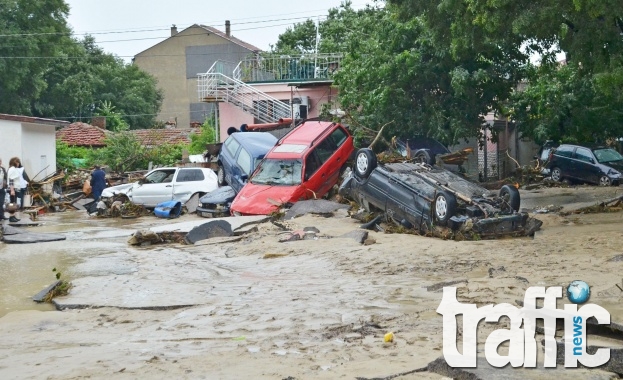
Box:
(338, 230, 369, 244)
(184, 220, 233, 244)
(128, 215, 268, 246)
(0, 224, 66, 244)
(283, 199, 350, 219)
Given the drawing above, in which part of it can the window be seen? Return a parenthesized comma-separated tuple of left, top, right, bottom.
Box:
(593, 148, 623, 163)
(315, 138, 335, 164)
(177, 169, 205, 182)
(574, 148, 593, 163)
(236, 148, 252, 175)
(328, 127, 348, 148)
(555, 145, 574, 158)
(224, 136, 240, 157)
(305, 150, 322, 179)
(144, 169, 176, 184)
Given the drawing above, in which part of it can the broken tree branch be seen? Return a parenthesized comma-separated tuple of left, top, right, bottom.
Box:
(506, 150, 520, 170)
(368, 120, 394, 151)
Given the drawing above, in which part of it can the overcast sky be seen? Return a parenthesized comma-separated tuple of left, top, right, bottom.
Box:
(65, 0, 372, 62)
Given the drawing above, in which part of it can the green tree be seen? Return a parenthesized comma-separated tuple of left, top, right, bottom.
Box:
(391, 0, 623, 72)
(89, 132, 183, 172)
(270, 1, 363, 55)
(94, 101, 129, 132)
(508, 62, 623, 144)
(34, 36, 163, 128)
(271, 19, 319, 55)
(0, 0, 73, 114)
(333, 5, 522, 145)
(188, 118, 216, 154)
(0, 2, 163, 128)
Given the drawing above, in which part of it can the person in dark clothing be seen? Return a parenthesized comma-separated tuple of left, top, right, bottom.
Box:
(90, 165, 107, 201)
(0, 158, 7, 221)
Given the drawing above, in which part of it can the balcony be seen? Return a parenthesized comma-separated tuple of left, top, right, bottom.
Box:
(235, 53, 343, 83)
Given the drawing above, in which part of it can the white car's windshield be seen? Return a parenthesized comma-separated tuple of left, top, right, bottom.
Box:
(250, 159, 302, 185)
(593, 148, 623, 163)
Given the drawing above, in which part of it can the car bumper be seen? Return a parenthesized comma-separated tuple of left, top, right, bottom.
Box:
(196, 205, 230, 218)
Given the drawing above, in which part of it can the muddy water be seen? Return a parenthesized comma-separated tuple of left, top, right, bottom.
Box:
(0, 210, 142, 317)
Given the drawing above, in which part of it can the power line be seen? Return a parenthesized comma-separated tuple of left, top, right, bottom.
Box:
(0, 15, 328, 38)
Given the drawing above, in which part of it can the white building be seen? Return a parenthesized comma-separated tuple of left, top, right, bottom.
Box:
(0, 114, 68, 181)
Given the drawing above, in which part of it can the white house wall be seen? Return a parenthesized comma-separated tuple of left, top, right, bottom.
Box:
(0, 119, 22, 167)
(21, 123, 56, 180)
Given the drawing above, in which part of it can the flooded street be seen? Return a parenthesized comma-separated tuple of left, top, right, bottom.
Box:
(0, 211, 148, 317)
(0, 186, 622, 379)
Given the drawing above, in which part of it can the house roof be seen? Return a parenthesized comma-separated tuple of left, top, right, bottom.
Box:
(56, 122, 110, 147)
(197, 24, 261, 52)
(134, 24, 261, 57)
(132, 128, 197, 146)
(0, 113, 69, 127)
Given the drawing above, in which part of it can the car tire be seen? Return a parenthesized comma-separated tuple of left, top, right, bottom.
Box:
(551, 167, 562, 182)
(499, 184, 521, 212)
(414, 149, 433, 165)
(217, 166, 227, 186)
(354, 148, 377, 179)
(433, 191, 457, 226)
(599, 175, 612, 186)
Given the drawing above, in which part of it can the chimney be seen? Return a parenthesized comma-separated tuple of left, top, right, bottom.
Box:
(225, 20, 230, 37)
(171, 24, 178, 36)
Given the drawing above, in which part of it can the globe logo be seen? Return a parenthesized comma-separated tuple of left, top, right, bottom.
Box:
(567, 280, 590, 304)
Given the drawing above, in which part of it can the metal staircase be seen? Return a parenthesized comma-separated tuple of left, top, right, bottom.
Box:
(197, 60, 291, 124)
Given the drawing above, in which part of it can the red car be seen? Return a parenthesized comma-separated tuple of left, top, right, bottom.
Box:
(230, 121, 355, 215)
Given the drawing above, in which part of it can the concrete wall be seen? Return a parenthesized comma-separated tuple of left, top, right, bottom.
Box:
(0, 120, 56, 180)
(134, 26, 254, 129)
(216, 83, 337, 142)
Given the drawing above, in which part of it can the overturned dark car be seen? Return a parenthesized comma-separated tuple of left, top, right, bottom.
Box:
(339, 148, 542, 238)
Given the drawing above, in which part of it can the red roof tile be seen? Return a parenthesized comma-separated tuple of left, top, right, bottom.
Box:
(132, 128, 197, 146)
(56, 122, 110, 147)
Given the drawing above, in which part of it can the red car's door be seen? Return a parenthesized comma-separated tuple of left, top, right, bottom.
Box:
(304, 127, 354, 197)
(302, 149, 327, 198)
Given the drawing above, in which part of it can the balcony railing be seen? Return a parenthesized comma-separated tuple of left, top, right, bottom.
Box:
(235, 53, 343, 83)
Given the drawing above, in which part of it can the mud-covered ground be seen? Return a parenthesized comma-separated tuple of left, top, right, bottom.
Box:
(0, 185, 622, 379)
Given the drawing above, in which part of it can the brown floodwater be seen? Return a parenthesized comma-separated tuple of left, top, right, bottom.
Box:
(0, 210, 141, 317)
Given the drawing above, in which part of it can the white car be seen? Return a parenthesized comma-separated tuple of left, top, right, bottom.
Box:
(101, 167, 218, 208)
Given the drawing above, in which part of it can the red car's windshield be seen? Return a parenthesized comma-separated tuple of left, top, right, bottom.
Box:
(250, 158, 303, 186)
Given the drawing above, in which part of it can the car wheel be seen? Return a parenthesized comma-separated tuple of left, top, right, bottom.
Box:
(499, 184, 520, 212)
(433, 191, 457, 226)
(217, 166, 227, 186)
(413, 149, 433, 165)
(599, 175, 612, 186)
(354, 148, 377, 179)
(551, 167, 562, 182)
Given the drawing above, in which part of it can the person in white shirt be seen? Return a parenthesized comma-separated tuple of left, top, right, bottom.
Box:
(17, 163, 29, 211)
(7, 157, 22, 223)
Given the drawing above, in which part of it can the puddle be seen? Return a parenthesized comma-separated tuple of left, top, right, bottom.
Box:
(0, 210, 142, 317)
